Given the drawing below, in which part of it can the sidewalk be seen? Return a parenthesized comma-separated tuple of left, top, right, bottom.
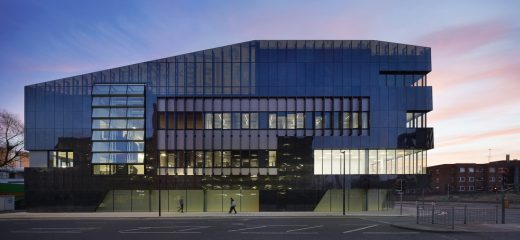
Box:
(391, 221, 520, 233)
(0, 210, 412, 219)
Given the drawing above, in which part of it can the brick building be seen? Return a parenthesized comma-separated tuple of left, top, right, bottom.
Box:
(428, 159, 520, 194)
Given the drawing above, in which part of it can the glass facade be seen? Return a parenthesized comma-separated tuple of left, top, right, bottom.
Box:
(24, 40, 433, 212)
(91, 84, 145, 174)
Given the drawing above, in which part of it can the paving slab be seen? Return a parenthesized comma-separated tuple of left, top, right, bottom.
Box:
(391, 222, 520, 233)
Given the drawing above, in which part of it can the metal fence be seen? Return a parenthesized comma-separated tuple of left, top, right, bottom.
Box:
(417, 204, 497, 229)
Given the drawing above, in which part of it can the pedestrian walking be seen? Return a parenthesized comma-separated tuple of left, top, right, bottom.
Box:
(178, 197, 184, 213)
(229, 197, 237, 214)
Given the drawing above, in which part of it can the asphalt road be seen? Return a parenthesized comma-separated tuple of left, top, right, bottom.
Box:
(1, 216, 518, 240)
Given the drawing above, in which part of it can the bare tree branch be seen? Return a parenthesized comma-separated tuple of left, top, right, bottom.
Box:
(0, 109, 25, 168)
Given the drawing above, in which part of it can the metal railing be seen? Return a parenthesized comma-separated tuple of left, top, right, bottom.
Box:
(416, 203, 497, 229)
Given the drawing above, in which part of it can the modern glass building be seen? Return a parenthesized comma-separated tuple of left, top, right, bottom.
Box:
(24, 40, 433, 212)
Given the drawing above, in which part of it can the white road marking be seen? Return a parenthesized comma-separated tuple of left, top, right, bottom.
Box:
(286, 225, 323, 232)
(12, 230, 81, 234)
(241, 232, 318, 235)
(12, 227, 98, 234)
(343, 224, 378, 233)
(364, 231, 420, 234)
(176, 226, 211, 232)
(228, 225, 268, 232)
(119, 226, 210, 234)
(31, 227, 98, 230)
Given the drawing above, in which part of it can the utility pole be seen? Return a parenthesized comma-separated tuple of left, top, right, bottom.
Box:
(399, 179, 404, 215)
(341, 151, 346, 216)
(447, 183, 450, 200)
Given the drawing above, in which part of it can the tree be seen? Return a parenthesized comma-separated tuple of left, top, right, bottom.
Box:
(0, 110, 24, 168)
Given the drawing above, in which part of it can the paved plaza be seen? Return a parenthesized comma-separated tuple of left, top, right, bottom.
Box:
(1, 213, 520, 240)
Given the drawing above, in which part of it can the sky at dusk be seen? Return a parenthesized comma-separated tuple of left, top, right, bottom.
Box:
(0, 0, 519, 166)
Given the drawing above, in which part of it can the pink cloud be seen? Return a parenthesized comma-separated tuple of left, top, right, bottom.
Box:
(430, 76, 519, 122)
(417, 19, 511, 55)
(437, 126, 520, 148)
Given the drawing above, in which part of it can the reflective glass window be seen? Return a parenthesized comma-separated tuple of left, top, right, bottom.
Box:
(167, 153, 176, 167)
(158, 112, 166, 129)
(127, 97, 145, 106)
(322, 150, 331, 174)
(213, 113, 222, 129)
(241, 151, 250, 167)
(92, 131, 110, 140)
(343, 112, 351, 128)
(205, 152, 213, 167)
(195, 112, 203, 129)
(268, 151, 276, 167)
(287, 113, 295, 129)
(137, 153, 144, 163)
(250, 113, 258, 129)
(222, 151, 231, 167)
(176, 112, 185, 129)
(195, 151, 204, 168)
(111, 130, 127, 140)
(160, 152, 167, 167)
(92, 153, 111, 163)
(214, 151, 222, 167)
(269, 113, 277, 129)
(128, 165, 144, 175)
(361, 112, 368, 129)
(277, 115, 286, 129)
(110, 108, 127, 118)
(232, 113, 241, 129)
(333, 112, 340, 129)
(127, 108, 144, 118)
(114, 153, 129, 163)
(92, 85, 110, 94)
(110, 85, 127, 94)
(222, 113, 231, 129)
(296, 113, 304, 129)
(92, 119, 110, 129)
(167, 112, 175, 128)
(92, 142, 110, 152)
(92, 97, 110, 106)
(127, 119, 144, 129)
(110, 97, 127, 106)
(352, 113, 359, 128)
(112, 142, 127, 152)
(205, 113, 213, 129)
(92, 108, 110, 118)
(314, 150, 322, 174)
(128, 142, 145, 152)
(324, 112, 331, 129)
(126, 131, 144, 140)
(127, 85, 145, 94)
(93, 165, 115, 175)
(231, 151, 241, 167)
(250, 151, 258, 167)
(315, 113, 323, 129)
(241, 113, 250, 129)
(110, 119, 127, 129)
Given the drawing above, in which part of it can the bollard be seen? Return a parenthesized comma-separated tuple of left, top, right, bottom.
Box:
(496, 202, 498, 224)
(451, 207, 455, 230)
(464, 204, 467, 224)
(416, 204, 419, 224)
(431, 202, 435, 224)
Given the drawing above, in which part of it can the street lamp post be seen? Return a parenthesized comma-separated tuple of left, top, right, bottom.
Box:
(157, 165, 161, 217)
(341, 151, 346, 216)
(400, 179, 403, 215)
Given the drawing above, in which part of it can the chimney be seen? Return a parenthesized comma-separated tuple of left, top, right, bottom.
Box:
(506, 154, 510, 162)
